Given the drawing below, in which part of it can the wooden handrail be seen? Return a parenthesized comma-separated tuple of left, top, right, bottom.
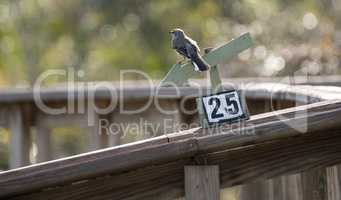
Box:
(0, 79, 341, 103)
(1, 99, 341, 199)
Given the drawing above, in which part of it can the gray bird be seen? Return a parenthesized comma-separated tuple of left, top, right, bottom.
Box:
(170, 28, 210, 71)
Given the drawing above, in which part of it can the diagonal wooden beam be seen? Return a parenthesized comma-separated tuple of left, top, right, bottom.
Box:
(160, 33, 253, 87)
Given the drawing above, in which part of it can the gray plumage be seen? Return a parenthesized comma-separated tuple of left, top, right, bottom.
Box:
(170, 28, 210, 71)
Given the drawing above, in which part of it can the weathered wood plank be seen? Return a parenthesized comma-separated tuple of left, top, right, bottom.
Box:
(327, 165, 341, 200)
(240, 175, 302, 200)
(207, 131, 341, 187)
(169, 99, 339, 144)
(35, 111, 52, 163)
(302, 169, 327, 200)
(299, 96, 327, 200)
(195, 101, 341, 154)
(8, 130, 341, 200)
(87, 108, 106, 150)
(35, 124, 52, 163)
(8, 105, 30, 168)
(0, 138, 197, 198)
(240, 181, 271, 200)
(185, 166, 220, 200)
(10, 160, 188, 200)
(239, 86, 329, 200)
(0, 100, 340, 198)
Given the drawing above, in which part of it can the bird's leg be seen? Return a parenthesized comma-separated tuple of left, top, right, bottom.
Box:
(177, 56, 186, 65)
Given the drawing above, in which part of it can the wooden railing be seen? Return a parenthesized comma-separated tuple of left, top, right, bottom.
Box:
(0, 76, 341, 168)
(1, 76, 341, 169)
(0, 99, 341, 199)
(0, 76, 341, 199)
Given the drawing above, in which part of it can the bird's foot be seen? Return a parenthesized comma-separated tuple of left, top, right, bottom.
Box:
(177, 57, 187, 65)
(177, 60, 185, 65)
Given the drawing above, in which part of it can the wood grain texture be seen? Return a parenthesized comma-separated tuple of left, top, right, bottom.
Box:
(301, 94, 328, 200)
(240, 175, 302, 200)
(1, 100, 341, 199)
(0, 138, 197, 198)
(327, 166, 341, 200)
(302, 169, 327, 200)
(239, 85, 331, 200)
(9, 130, 341, 200)
(185, 166, 220, 200)
(240, 181, 271, 200)
(11, 160, 189, 200)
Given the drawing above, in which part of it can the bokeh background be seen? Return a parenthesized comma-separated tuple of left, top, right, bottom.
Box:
(0, 0, 340, 86)
(0, 0, 340, 170)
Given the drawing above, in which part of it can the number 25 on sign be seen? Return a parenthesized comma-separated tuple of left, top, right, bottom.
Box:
(200, 90, 249, 126)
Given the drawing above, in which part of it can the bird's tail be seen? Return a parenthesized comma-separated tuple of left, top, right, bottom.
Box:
(191, 54, 210, 72)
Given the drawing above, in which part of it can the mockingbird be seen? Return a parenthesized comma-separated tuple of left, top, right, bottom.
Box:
(170, 28, 210, 71)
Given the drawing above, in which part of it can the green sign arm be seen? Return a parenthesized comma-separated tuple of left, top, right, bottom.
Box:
(160, 32, 253, 87)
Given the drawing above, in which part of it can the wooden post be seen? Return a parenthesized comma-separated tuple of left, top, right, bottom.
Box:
(298, 97, 327, 200)
(87, 107, 108, 151)
(185, 166, 220, 200)
(8, 105, 31, 168)
(240, 176, 302, 200)
(36, 123, 52, 162)
(302, 169, 327, 200)
(327, 166, 341, 200)
(240, 99, 303, 200)
(240, 181, 272, 200)
(108, 111, 120, 147)
(35, 111, 53, 163)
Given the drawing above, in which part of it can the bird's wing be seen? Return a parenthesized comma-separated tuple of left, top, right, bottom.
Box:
(184, 42, 198, 58)
(176, 46, 189, 58)
(185, 37, 200, 53)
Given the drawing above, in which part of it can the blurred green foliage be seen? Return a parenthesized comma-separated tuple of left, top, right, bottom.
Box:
(51, 127, 89, 159)
(0, 0, 340, 86)
(0, 129, 9, 169)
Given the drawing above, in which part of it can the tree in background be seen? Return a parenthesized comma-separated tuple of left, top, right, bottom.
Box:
(0, 0, 339, 86)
